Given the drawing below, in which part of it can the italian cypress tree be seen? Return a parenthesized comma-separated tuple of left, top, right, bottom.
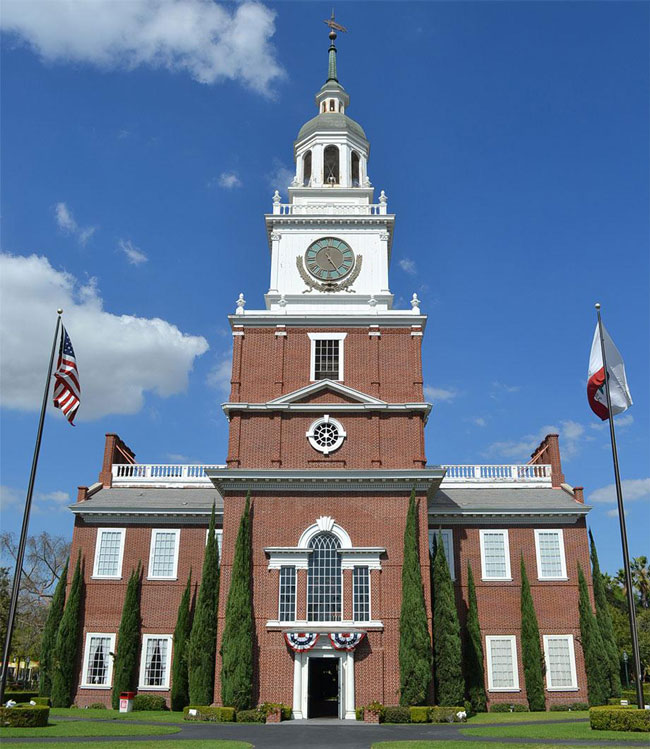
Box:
(111, 563, 142, 709)
(188, 504, 220, 705)
(171, 572, 193, 711)
(220, 493, 254, 710)
(39, 558, 68, 697)
(590, 531, 622, 698)
(464, 562, 486, 712)
(398, 490, 433, 706)
(431, 530, 463, 706)
(577, 563, 609, 706)
(520, 556, 545, 711)
(51, 553, 83, 707)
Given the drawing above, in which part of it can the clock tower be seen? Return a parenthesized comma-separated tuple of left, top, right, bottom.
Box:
(208, 22, 441, 719)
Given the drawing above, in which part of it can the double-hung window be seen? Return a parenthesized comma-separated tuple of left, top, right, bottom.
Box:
(205, 528, 223, 563)
(278, 566, 296, 621)
(486, 635, 519, 691)
(543, 635, 578, 690)
(139, 635, 172, 690)
(534, 530, 567, 580)
(81, 633, 115, 688)
(309, 333, 346, 381)
(148, 529, 180, 580)
(92, 528, 126, 579)
(353, 566, 370, 622)
(428, 529, 455, 580)
(480, 530, 511, 580)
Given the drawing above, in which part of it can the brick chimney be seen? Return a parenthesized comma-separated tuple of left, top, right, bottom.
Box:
(99, 433, 136, 487)
(573, 486, 584, 504)
(530, 433, 565, 488)
(77, 486, 89, 502)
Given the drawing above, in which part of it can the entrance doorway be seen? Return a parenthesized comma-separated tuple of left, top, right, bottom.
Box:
(308, 657, 339, 718)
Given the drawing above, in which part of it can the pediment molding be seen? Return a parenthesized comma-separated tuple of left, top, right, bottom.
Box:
(268, 379, 386, 406)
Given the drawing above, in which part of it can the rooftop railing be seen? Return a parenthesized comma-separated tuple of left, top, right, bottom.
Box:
(272, 203, 387, 216)
(111, 463, 552, 488)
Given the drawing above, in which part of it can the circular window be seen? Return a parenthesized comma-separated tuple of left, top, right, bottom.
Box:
(306, 415, 346, 455)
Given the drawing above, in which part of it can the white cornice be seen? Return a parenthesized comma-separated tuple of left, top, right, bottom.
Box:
(222, 402, 432, 421)
(428, 509, 590, 525)
(227, 312, 427, 329)
(267, 379, 386, 405)
(68, 507, 222, 523)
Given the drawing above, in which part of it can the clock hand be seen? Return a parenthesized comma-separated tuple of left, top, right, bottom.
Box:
(324, 251, 338, 271)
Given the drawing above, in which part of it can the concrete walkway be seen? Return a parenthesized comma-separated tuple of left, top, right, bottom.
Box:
(3, 716, 650, 748)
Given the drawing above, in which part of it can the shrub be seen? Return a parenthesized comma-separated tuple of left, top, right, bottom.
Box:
(384, 705, 411, 723)
(86, 702, 107, 709)
(39, 559, 68, 697)
(0, 704, 50, 727)
(236, 708, 264, 723)
(112, 564, 142, 710)
(409, 706, 430, 723)
(489, 702, 529, 712)
(355, 707, 363, 721)
(578, 563, 609, 706)
(258, 702, 290, 720)
(520, 557, 545, 711)
(32, 697, 51, 706)
(4, 691, 39, 703)
(133, 694, 167, 711)
(429, 705, 466, 722)
(590, 706, 650, 732)
(550, 702, 589, 711)
(464, 563, 486, 713)
(183, 706, 236, 722)
(171, 573, 193, 712)
(51, 552, 83, 707)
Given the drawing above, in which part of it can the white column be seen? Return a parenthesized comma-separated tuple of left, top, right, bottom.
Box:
(269, 233, 280, 293)
(340, 143, 350, 187)
(344, 651, 356, 719)
(292, 652, 304, 719)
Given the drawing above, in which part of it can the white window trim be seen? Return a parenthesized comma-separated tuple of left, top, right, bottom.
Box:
(308, 332, 347, 381)
(543, 634, 579, 691)
(534, 529, 568, 580)
(138, 634, 173, 690)
(147, 529, 180, 580)
(486, 635, 520, 692)
(306, 414, 347, 455)
(353, 565, 371, 622)
(80, 632, 116, 689)
(428, 529, 455, 580)
(278, 565, 297, 623)
(92, 528, 126, 579)
(479, 529, 512, 581)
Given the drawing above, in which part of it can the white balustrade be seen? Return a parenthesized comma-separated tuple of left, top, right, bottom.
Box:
(273, 203, 387, 216)
(441, 464, 552, 484)
(112, 464, 224, 486)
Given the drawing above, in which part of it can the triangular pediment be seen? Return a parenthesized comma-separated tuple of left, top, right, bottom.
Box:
(267, 379, 386, 406)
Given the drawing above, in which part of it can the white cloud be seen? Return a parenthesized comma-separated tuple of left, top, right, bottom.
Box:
(473, 417, 487, 427)
(0, 485, 22, 511)
(206, 353, 232, 395)
(0, 485, 71, 513)
(490, 381, 521, 399)
(483, 420, 587, 461)
(615, 413, 634, 429)
(606, 507, 627, 518)
(118, 238, 148, 265)
(55, 202, 96, 245)
(1, 0, 284, 95)
(424, 385, 457, 402)
(266, 158, 294, 191)
(0, 253, 209, 419)
(589, 478, 650, 505)
(217, 172, 242, 189)
(398, 258, 417, 275)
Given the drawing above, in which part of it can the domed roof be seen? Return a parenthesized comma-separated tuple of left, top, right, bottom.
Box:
(296, 112, 367, 144)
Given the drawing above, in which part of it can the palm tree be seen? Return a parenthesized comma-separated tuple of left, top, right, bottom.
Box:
(631, 557, 650, 609)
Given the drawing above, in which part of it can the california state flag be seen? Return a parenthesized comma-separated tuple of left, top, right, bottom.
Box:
(588, 324, 633, 420)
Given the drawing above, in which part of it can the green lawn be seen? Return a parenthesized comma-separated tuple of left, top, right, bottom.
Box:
(0, 719, 180, 738)
(4, 743, 250, 749)
(372, 743, 623, 749)
(461, 721, 648, 741)
(50, 707, 186, 722)
(466, 709, 589, 723)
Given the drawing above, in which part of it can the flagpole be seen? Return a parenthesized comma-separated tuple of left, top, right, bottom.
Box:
(595, 302, 644, 709)
(0, 310, 63, 706)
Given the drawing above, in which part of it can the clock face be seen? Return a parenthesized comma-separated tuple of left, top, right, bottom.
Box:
(304, 237, 354, 281)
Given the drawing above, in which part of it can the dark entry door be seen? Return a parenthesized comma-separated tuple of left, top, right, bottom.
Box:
(308, 657, 339, 718)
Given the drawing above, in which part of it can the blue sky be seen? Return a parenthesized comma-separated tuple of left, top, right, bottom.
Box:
(1, 1, 647, 575)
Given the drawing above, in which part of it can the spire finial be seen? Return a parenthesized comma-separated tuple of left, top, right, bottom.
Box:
(323, 10, 346, 82)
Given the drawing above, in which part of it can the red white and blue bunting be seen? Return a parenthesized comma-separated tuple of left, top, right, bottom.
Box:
(284, 632, 319, 651)
(328, 632, 366, 651)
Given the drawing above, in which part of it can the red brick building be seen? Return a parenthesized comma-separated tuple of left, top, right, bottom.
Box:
(68, 31, 592, 717)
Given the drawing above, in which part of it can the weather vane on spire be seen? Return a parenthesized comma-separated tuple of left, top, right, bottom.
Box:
(324, 10, 347, 39)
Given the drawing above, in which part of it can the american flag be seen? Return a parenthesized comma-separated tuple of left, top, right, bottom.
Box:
(53, 326, 80, 424)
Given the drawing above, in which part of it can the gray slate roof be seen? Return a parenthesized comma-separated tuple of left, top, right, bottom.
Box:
(70, 487, 223, 515)
(296, 112, 367, 144)
(429, 488, 590, 515)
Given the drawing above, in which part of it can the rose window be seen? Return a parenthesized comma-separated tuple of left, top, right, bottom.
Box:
(306, 415, 346, 455)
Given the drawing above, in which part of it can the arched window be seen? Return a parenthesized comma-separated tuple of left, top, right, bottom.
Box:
(329, 99, 336, 111)
(322, 102, 326, 113)
(303, 151, 312, 186)
(323, 145, 339, 186)
(351, 151, 360, 187)
(307, 533, 341, 621)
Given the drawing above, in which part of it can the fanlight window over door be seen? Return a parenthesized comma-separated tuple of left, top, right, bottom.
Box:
(307, 533, 341, 621)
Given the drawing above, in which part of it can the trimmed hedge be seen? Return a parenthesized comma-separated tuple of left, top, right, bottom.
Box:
(489, 702, 529, 713)
(133, 694, 167, 711)
(429, 706, 466, 722)
(236, 708, 265, 723)
(5, 691, 39, 703)
(384, 705, 410, 723)
(0, 704, 50, 727)
(184, 706, 236, 722)
(550, 702, 589, 711)
(590, 706, 650, 732)
(87, 702, 108, 709)
(409, 706, 429, 723)
(32, 697, 51, 707)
